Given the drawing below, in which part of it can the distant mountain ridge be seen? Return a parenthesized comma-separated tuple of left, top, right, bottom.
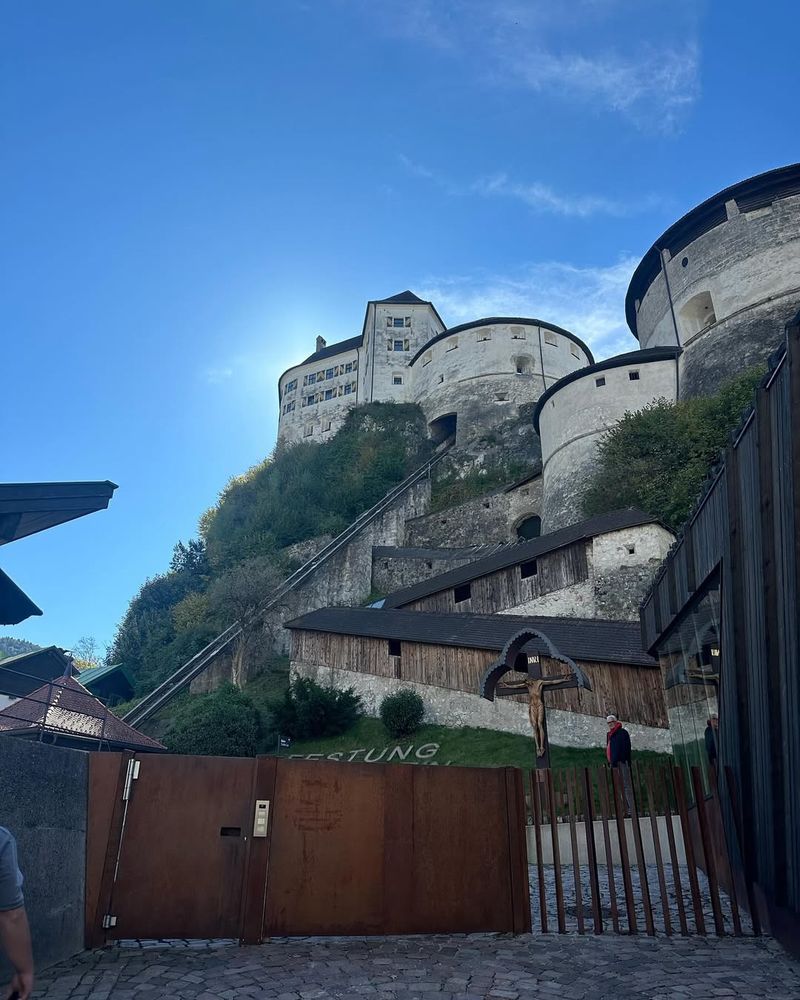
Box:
(0, 637, 41, 660)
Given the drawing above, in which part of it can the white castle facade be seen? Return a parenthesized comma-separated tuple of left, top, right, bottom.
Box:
(277, 164, 800, 533)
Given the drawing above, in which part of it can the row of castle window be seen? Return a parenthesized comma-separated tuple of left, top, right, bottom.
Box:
(283, 360, 359, 396)
(302, 381, 358, 407)
(593, 370, 640, 388)
(421, 331, 581, 365)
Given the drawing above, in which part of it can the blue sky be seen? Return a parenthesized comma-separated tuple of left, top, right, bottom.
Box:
(3, 0, 798, 654)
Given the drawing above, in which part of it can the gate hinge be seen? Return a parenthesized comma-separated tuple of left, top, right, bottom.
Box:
(122, 759, 141, 801)
(102, 915, 117, 929)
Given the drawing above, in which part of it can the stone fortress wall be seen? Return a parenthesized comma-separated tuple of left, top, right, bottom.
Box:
(535, 349, 681, 531)
(408, 319, 592, 449)
(626, 163, 800, 398)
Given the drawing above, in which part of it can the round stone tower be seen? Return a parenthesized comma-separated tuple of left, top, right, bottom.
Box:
(408, 317, 593, 451)
(626, 163, 800, 398)
(533, 347, 682, 532)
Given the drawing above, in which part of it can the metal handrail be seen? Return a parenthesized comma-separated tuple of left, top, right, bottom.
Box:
(123, 441, 453, 726)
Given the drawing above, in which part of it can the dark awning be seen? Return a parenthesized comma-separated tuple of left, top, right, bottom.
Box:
(0, 568, 43, 625)
(0, 481, 118, 546)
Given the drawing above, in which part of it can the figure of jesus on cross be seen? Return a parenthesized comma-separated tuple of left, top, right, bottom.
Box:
(479, 630, 592, 769)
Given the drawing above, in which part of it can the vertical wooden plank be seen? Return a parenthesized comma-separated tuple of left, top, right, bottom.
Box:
(644, 766, 672, 936)
(582, 768, 603, 935)
(597, 769, 619, 934)
(611, 769, 637, 934)
(239, 756, 277, 945)
(545, 769, 566, 933)
(565, 770, 585, 934)
(628, 764, 655, 936)
(756, 386, 787, 905)
(84, 753, 125, 947)
(659, 765, 688, 936)
(690, 767, 726, 936)
(505, 769, 533, 934)
(725, 441, 760, 907)
(530, 771, 548, 933)
(672, 767, 707, 935)
(724, 765, 761, 936)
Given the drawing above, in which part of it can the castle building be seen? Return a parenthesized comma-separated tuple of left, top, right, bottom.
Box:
(536, 162, 800, 531)
(276, 164, 800, 536)
(625, 162, 800, 398)
(277, 295, 592, 448)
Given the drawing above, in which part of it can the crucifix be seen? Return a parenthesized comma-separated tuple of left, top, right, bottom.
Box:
(479, 628, 592, 769)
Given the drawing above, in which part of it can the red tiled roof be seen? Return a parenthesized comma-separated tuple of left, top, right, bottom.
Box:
(0, 675, 164, 751)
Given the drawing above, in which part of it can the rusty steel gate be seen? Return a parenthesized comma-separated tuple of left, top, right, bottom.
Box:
(86, 754, 530, 945)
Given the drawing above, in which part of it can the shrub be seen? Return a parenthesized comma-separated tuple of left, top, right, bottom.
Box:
(272, 677, 363, 740)
(380, 689, 425, 738)
(165, 683, 260, 757)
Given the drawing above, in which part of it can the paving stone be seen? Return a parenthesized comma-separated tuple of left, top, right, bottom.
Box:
(29, 935, 800, 1000)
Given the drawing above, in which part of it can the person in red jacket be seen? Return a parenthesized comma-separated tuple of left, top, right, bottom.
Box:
(606, 715, 634, 814)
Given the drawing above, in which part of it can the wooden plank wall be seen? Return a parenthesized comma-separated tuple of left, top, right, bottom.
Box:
(293, 631, 667, 728)
(401, 541, 589, 613)
(640, 318, 800, 939)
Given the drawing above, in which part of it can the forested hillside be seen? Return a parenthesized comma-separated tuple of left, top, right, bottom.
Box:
(0, 637, 40, 660)
(108, 403, 433, 696)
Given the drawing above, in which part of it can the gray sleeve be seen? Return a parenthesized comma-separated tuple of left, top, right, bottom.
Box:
(0, 831, 25, 911)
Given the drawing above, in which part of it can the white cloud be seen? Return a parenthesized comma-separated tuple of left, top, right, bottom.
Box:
(399, 156, 666, 218)
(418, 257, 639, 360)
(204, 366, 234, 384)
(348, 0, 701, 133)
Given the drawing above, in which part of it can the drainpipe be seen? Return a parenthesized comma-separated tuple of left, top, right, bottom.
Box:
(658, 246, 682, 398)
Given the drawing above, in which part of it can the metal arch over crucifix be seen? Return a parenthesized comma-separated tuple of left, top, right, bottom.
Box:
(479, 629, 592, 769)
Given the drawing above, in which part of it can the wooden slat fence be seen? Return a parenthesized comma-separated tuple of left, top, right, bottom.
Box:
(526, 764, 754, 938)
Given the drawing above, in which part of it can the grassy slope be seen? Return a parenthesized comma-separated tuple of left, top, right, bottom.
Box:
(279, 715, 671, 771)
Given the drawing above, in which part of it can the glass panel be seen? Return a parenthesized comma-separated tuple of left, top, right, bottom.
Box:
(658, 580, 721, 803)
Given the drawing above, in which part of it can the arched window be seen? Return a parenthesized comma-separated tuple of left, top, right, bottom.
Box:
(680, 291, 717, 338)
(514, 356, 533, 376)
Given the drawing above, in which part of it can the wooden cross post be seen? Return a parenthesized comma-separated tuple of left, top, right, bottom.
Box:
(479, 629, 592, 771)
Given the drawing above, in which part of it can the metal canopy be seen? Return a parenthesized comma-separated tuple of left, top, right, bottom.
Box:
(0, 481, 117, 546)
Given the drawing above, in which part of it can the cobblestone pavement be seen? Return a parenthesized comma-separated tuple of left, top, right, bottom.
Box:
(34, 934, 800, 1000)
(530, 866, 750, 936)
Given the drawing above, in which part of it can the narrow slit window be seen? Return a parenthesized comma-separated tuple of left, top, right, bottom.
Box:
(595, 377, 606, 387)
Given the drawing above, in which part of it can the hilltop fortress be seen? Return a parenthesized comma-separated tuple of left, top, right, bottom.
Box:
(278, 164, 800, 533)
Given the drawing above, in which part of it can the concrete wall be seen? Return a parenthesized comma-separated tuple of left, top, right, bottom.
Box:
(405, 476, 543, 547)
(292, 661, 672, 753)
(0, 739, 87, 972)
(539, 358, 678, 531)
(633, 191, 800, 397)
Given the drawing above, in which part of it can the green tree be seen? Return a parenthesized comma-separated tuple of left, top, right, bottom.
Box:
(272, 677, 363, 740)
(380, 689, 425, 738)
(582, 367, 764, 531)
(165, 684, 260, 757)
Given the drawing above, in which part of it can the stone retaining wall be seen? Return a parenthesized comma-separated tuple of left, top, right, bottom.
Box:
(291, 661, 671, 753)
